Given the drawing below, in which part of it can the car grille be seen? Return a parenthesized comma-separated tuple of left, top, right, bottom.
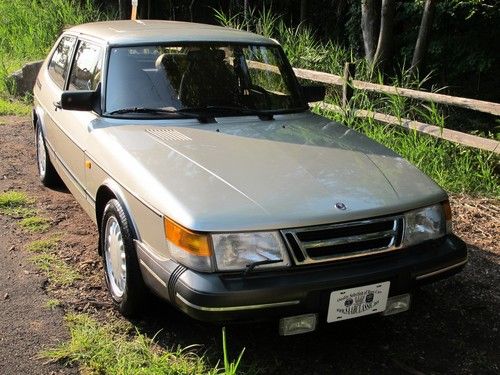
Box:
(281, 216, 404, 265)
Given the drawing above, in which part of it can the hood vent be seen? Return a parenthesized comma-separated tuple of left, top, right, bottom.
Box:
(147, 128, 192, 142)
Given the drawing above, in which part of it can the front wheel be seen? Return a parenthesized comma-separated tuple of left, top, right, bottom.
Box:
(100, 199, 147, 317)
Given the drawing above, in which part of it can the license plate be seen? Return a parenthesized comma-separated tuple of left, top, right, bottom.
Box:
(327, 281, 390, 323)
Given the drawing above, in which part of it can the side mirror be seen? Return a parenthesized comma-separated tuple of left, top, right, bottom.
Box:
(60, 87, 101, 113)
(301, 85, 326, 103)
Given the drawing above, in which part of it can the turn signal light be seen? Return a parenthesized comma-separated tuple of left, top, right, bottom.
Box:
(164, 218, 211, 256)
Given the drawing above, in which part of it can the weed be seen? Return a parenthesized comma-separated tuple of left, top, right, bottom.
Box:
(0, 96, 31, 115)
(30, 253, 80, 286)
(25, 237, 60, 253)
(42, 314, 212, 374)
(45, 299, 61, 310)
(26, 236, 78, 286)
(0, 190, 35, 217)
(220, 327, 245, 375)
(19, 216, 51, 233)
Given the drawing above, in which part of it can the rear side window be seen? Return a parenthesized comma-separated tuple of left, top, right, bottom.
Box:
(48, 35, 76, 89)
(68, 41, 102, 91)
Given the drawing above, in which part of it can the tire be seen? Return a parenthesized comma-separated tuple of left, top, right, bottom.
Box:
(36, 120, 60, 187)
(100, 199, 147, 317)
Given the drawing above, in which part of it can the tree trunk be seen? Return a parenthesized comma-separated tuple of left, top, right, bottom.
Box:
(243, 0, 249, 31)
(300, 0, 307, 23)
(361, 0, 378, 63)
(373, 0, 395, 71)
(118, 0, 131, 20)
(411, 0, 437, 73)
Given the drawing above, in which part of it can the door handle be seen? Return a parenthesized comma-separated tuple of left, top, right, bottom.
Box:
(53, 101, 62, 111)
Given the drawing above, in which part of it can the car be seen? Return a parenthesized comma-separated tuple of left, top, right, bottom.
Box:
(32, 20, 467, 335)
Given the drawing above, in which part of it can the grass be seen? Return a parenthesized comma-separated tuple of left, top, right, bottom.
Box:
(42, 314, 245, 375)
(0, 0, 109, 95)
(30, 253, 80, 286)
(0, 190, 35, 217)
(221, 327, 245, 375)
(0, 95, 31, 115)
(25, 236, 60, 252)
(45, 299, 61, 310)
(26, 236, 80, 286)
(19, 216, 51, 233)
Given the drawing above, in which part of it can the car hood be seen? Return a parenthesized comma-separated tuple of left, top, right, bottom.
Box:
(88, 112, 446, 231)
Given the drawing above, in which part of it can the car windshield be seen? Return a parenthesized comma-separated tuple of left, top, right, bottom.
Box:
(105, 44, 306, 117)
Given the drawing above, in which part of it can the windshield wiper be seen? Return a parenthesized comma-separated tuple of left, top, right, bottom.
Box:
(177, 105, 275, 120)
(108, 107, 198, 118)
(109, 105, 275, 122)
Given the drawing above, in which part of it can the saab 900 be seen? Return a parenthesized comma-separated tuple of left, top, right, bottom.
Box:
(32, 20, 467, 335)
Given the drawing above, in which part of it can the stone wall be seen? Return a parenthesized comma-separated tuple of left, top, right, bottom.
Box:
(8, 60, 44, 97)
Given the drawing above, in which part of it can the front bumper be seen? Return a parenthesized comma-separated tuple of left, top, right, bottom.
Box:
(138, 234, 467, 323)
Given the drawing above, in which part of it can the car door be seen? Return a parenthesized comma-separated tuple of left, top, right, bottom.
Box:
(45, 37, 103, 214)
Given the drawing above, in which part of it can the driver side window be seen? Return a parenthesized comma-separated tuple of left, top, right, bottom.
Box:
(68, 41, 102, 91)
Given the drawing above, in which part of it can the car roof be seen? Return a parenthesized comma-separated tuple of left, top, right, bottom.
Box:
(66, 20, 278, 46)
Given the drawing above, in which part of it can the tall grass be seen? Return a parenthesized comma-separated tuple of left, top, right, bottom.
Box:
(43, 314, 246, 374)
(0, 0, 110, 94)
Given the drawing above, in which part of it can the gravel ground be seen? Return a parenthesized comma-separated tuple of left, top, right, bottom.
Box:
(0, 115, 498, 374)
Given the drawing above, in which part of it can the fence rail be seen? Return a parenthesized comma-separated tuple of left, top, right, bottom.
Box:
(290, 65, 500, 154)
(293, 67, 500, 116)
(317, 103, 500, 154)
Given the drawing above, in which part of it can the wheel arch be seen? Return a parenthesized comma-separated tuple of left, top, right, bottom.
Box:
(95, 180, 141, 254)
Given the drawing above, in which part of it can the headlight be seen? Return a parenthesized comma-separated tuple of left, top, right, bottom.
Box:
(212, 231, 291, 271)
(403, 203, 447, 247)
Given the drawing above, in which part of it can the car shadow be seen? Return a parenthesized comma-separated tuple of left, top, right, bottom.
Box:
(132, 243, 499, 374)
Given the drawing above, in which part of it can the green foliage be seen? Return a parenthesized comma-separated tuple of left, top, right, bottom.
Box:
(0, 95, 32, 115)
(0, 0, 109, 94)
(220, 327, 245, 375)
(0, 190, 35, 217)
(26, 237, 60, 253)
(42, 314, 225, 374)
(45, 299, 61, 310)
(26, 236, 79, 286)
(30, 252, 80, 286)
(19, 216, 51, 233)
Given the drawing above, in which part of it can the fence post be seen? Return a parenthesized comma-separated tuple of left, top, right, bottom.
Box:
(342, 62, 356, 109)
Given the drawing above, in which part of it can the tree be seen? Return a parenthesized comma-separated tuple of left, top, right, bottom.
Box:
(360, 0, 395, 71)
(361, 0, 378, 63)
(411, 0, 437, 73)
(372, 0, 395, 70)
(300, 0, 307, 23)
(118, 0, 131, 20)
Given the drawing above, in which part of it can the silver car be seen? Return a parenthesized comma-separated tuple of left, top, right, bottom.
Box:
(33, 20, 467, 335)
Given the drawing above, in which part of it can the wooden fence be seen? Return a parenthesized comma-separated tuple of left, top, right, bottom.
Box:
(291, 64, 500, 154)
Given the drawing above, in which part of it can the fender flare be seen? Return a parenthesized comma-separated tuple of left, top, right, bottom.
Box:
(96, 179, 142, 243)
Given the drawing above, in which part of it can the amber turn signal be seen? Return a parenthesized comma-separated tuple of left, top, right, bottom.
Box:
(164, 217, 212, 256)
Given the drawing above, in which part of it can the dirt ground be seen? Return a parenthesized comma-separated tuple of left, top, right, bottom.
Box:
(0, 115, 499, 374)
